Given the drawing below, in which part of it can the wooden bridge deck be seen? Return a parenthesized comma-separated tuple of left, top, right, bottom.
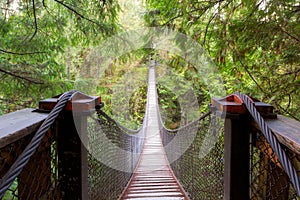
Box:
(120, 66, 189, 199)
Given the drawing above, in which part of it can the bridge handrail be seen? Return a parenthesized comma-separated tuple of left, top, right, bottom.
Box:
(259, 115, 300, 154)
(0, 109, 48, 149)
(212, 92, 300, 199)
(0, 109, 55, 199)
(211, 93, 300, 155)
(0, 91, 105, 199)
(1, 89, 299, 199)
(0, 91, 75, 198)
(238, 92, 300, 195)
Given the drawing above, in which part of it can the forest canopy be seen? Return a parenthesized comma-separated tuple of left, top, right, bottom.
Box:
(145, 0, 300, 120)
(0, 0, 299, 122)
(0, 0, 119, 114)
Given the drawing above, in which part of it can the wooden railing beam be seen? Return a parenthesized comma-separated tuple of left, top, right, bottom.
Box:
(0, 108, 48, 148)
(263, 115, 300, 154)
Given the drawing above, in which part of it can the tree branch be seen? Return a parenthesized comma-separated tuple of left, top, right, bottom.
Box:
(53, 0, 103, 27)
(281, 68, 300, 76)
(275, 102, 300, 121)
(0, 7, 15, 11)
(162, 7, 209, 27)
(28, 0, 38, 42)
(0, 49, 46, 55)
(42, 0, 47, 8)
(279, 25, 300, 43)
(203, 10, 218, 46)
(0, 68, 44, 84)
(162, 0, 226, 27)
(238, 58, 300, 121)
(203, 1, 232, 46)
(237, 57, 266, 94)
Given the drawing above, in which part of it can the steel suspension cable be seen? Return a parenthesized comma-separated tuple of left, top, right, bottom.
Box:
(0, 90, 76, 198)
(235, 92, 300, 196)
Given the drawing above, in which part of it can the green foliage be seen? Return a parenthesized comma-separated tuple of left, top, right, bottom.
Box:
(1, 0, 299, 123)
(146, 0, 300, 120)
(129, 85, 147, 125)
(94, 53, 149, 129)
(0, 0, 119, 114)
(2, 180, 18, 199)
(157, 84, 181, 129)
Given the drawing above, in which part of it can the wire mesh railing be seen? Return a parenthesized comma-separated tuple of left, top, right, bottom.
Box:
(0, 91, 74, 200)
(236, 92, 300, 197)
(87, 109, 145, 199)
(0, 91, 145, 200)
(250, 129, 300, 200)
(160, 111, 225, 200)
(1, 88, 300, 200)
(160, 92, 300, 200)
(0, 126, 60, 200)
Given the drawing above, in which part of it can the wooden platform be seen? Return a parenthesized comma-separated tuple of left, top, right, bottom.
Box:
(120, 66, 189, 199)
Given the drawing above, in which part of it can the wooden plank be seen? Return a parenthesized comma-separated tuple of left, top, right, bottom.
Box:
(0, 108, 48, 148)
(120, 66, 189, 200)
(263, 115, 300, 154)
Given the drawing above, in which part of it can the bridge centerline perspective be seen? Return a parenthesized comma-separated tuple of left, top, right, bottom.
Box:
(120, 63, 189, 199)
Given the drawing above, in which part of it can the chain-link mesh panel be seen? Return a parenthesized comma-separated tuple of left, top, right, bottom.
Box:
(160, 112, 224, 200)
(87, 110, 144, 199)
(0, 127, 60, 200)
(250, 130, 300, 200)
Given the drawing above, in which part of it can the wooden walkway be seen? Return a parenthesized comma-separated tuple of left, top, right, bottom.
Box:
(120, 66, 189, 199)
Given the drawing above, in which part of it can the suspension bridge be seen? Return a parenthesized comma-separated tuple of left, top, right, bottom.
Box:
(0, 62, 299, 200)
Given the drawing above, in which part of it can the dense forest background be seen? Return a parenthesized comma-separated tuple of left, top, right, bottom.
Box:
(0, 0, 299, 126)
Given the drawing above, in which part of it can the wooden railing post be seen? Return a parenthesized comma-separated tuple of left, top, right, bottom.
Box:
(57, 111, 88, 200)
(211, 94, 274, 200)
(223, 115, 251, 200)
(39, 92, 101, 200)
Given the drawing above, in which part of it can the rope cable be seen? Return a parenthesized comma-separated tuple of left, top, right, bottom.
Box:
(235, 92, 300, 196)
(0, 90, 76, 198)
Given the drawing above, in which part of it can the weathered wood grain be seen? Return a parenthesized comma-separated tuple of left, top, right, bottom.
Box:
(265, 115, 300, 154)
(0, 108, 48, 148)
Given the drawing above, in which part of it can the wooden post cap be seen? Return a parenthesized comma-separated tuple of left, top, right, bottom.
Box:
(39, 91, 101, 112)
(211, 93, 276, 119)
